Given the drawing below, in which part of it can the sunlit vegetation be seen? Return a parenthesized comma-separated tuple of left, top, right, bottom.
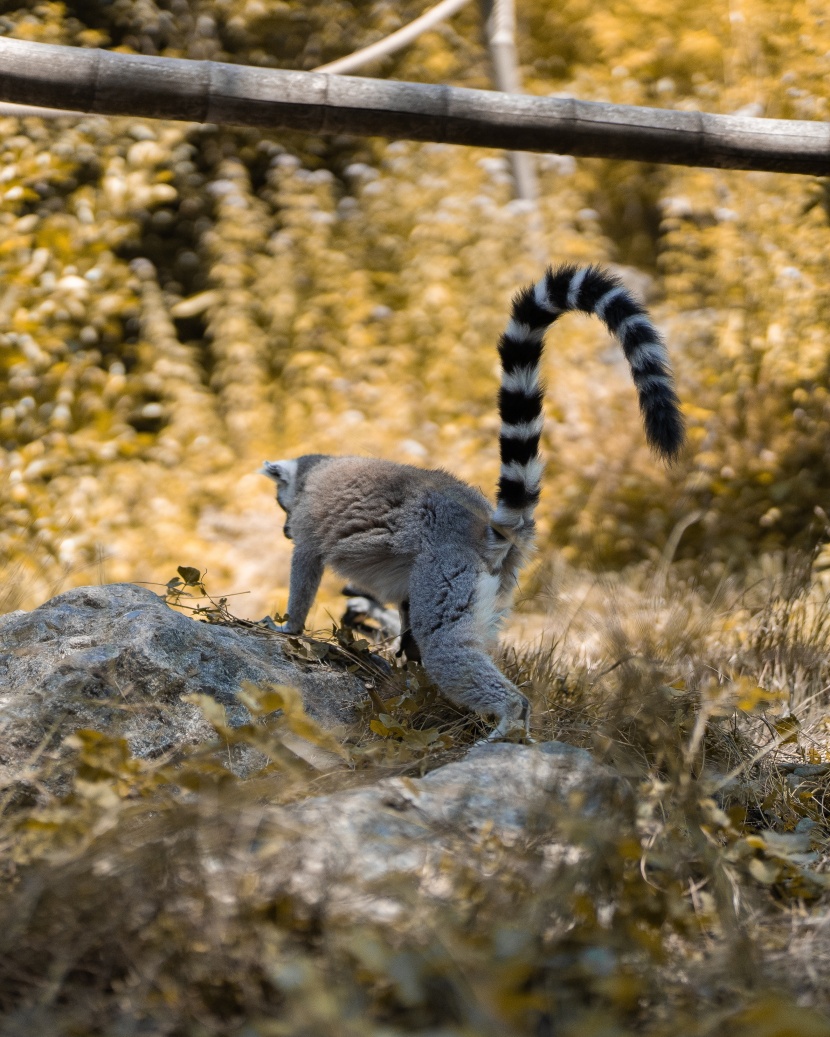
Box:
(2, 0, 830, 606)
(3, 0, 830, 1032)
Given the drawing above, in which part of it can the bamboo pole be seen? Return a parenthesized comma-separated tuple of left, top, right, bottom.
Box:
(0, 37, 828, 175)
(0, 1, 476, 119)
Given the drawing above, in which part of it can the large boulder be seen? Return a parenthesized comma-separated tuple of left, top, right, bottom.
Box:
(0, 583, 368, 786)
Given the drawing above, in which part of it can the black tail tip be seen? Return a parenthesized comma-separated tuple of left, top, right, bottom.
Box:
(646, 407, 686, 464)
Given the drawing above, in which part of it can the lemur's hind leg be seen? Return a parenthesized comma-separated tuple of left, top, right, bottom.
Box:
(408, 549, 529, 740)
(397, 599, 422, 663)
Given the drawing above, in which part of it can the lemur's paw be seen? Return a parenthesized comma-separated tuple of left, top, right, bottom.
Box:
(481, 694, 532, 744)
(256, 616, 298, 634)
(481, 724, 534, 745)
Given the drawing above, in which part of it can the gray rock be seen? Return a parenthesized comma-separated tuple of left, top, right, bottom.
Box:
(793, 763, 830, 778)
(259, 740, 632, 918)
(0, 583, 368, 785)
(413, 740, 624, 825)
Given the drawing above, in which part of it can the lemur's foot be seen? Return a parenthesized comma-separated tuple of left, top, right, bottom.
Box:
(481, 693, 532, 744)
(257, 616, 298, 634)
(480, 725, 534, 745)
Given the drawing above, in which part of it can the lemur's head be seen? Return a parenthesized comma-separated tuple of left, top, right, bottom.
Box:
(259, 455, 330, 540)
(260, 459, 299, 538)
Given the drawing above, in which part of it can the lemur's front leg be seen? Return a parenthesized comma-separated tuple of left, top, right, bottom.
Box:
(278, 544, 324, 634)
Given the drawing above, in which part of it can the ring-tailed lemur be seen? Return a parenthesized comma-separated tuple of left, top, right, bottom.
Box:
(261, 264, 684, 740)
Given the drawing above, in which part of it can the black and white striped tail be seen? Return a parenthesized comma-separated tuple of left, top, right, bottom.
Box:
(492, 264, 685, 530)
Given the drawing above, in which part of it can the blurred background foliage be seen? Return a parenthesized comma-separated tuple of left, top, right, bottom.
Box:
(1, 0, 830, 614)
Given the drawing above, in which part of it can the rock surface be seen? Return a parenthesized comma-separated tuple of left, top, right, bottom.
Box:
(0, 583, 368, 785)
(262, 740, 632, 918)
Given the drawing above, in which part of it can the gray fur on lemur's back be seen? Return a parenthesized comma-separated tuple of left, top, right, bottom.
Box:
(261, 264, 685, 740)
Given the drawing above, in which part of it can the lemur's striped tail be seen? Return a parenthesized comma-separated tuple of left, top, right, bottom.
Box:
(492, 264, 685, 530)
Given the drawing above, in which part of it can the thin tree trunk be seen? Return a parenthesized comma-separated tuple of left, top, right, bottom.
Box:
(316, 0, 473, 75)
(479, 0, 538, 203)
(0, 37, 828, 175)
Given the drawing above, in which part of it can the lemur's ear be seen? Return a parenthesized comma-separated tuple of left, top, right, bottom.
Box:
(259, 460, 289, 483)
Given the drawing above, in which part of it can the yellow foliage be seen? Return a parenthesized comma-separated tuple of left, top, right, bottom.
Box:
(0, 0, 829, 609)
